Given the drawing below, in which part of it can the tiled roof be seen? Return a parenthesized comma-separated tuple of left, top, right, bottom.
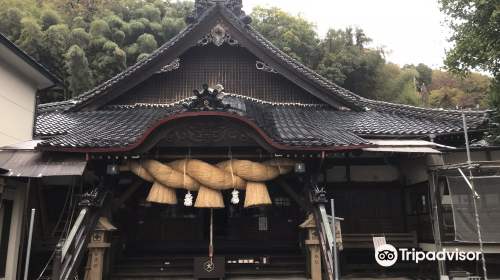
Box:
(34, 0, 495, 150)
(36, 2, 493, 125)
(35, 95, 491, 149)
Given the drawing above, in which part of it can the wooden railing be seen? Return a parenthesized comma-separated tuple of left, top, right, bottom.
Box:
(342, 232, 417, 249)
(307, 188, 335, 280)
(51, 183, 109, 280)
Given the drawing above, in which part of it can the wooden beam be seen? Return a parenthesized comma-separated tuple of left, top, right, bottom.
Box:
(112, 179, 144, 212)
(276, 179, 307, 211)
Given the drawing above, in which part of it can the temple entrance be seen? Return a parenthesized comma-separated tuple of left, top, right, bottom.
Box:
(112, 178, 308, 279)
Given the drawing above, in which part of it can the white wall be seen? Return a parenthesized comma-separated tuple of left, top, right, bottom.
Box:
(400, 150, 500, 187)
(0, 182, 26, 280)
(0, 57, 37, 147)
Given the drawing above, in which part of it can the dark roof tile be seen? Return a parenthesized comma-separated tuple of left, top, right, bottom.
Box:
(35, 95, 490, 149)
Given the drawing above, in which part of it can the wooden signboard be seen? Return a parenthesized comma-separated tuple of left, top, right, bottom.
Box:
(194, 256, 225, 280)
(373, 236, 386, 250)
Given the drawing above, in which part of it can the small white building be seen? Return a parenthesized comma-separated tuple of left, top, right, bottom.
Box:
(0, 33, 66, 147)
(0, 33, 66, 280)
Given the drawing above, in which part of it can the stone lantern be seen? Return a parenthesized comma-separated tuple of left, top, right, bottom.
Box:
(86, 217, 117, 280)
(299, 214, 322, 280)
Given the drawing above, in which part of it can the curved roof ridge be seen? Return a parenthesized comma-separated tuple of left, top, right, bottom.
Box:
(239, 23, 493, 121)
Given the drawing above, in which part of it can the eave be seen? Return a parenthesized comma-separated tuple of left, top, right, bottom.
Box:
(35, 111, 377, 153)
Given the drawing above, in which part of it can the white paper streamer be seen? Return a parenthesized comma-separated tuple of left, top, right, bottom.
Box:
(231, 189, 239, 204)
(184, 191, 193, 206)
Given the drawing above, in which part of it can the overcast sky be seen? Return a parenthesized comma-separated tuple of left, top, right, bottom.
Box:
(242, 0, 450, 69)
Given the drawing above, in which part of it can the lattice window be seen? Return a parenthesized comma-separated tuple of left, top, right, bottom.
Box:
(274, 197, 291, 207)
(110, 44, 325, 106)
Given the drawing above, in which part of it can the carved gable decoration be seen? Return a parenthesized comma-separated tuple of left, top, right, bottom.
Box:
(156, 58, 180, 73)
(198, 24, 241, 47)
(183, 84, 231, 111)
(166, 125, 248, 145)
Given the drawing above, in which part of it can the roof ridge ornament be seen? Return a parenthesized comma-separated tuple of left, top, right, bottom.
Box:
(183, 84, 231, 111)
(185, 0, 252, 26)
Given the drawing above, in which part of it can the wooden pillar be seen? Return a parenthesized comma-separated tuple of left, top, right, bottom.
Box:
(85, 217, 117, 280)
(300, 214, 322, 280)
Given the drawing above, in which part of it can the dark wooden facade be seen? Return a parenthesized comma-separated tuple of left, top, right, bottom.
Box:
(111, 44, 324, 106)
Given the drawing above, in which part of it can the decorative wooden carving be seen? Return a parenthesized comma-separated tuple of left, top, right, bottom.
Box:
(157, 58, 180, 73)
(186, 0, 251, 26)
(166, 125, 248, 144)
(310, 176, 327, 204)
(197, 24, 241, 47)
(110, 45, 326, 106)
(256, 61, 278, 73)
(183, 84, 231, 111)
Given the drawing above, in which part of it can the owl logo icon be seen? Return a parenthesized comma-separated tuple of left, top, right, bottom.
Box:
(375, 244, 398, 267)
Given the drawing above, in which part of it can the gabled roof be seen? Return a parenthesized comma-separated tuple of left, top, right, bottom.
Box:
(0, 33, 66, 90)
(33, 0, 495, 152)
(36, 0, 493, 125)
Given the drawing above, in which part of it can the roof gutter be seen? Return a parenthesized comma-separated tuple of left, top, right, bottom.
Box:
(357, 129, 490, 139)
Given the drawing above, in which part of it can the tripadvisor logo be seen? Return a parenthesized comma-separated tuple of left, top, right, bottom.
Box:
(375, 244, 481, 267)
(375, 244, 398, 267)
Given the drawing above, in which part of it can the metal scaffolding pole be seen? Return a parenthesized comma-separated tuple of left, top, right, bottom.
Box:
(462, 113, 488, 280)
(429, 172, 446, 276)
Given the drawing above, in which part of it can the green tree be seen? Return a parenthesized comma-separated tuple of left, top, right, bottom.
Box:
(0, 7, 26, 41)
(92, 41, 127, 83)
(161, 17, 186, 41)
(90, 19, 111, 38)
(430, 87, 464, 109)
(135, 5, 161, 23)
(72, 17, 88, 29)
(316, 26, 387, 100)
(440, 0, 500, 76)
(40, 10, 62, 31)
(428, 70, 491, 109)
(415, 63, 433, 86)
(123, 43, 139, 64)
(16, 17, 44, 60)
(137, 53, 149, 61)
(129, 20, 145, 42)
(69, 28, 92, 49)
(66, 45, 94, 96)
(457, 73, 492, 108)
(137, 33, 157, 54)
(154, 0, 166, 18)
(43, 24, 70, 81)
(251, 5, 321, 68)
(439, 0, 500, 141)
